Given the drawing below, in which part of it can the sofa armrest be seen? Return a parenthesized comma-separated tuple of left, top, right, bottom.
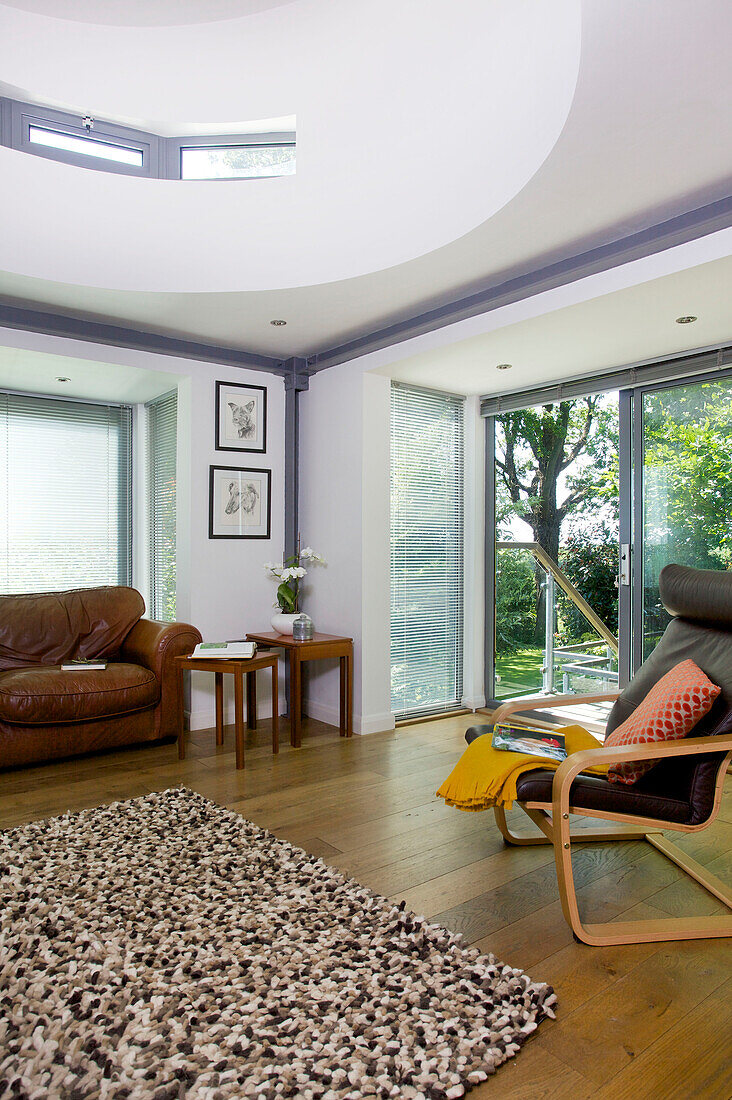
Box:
(121, 619, 202, 737)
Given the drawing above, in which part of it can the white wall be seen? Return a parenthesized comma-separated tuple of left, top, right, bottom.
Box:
(0, 326, 286, 728)
(298, 366, 394, 734)
(299, 361, 484, 735)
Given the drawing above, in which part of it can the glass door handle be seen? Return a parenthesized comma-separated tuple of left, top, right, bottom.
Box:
(620, 544, 631, 587)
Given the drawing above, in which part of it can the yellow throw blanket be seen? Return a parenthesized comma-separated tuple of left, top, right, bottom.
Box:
(436, 724, 609, 811)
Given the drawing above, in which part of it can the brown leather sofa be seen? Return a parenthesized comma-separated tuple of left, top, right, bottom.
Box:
(0, 586, 202, 768)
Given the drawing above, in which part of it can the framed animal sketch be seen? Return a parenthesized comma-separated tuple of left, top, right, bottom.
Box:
(216, 380, 267, 453)
(209, 465, 271, 539)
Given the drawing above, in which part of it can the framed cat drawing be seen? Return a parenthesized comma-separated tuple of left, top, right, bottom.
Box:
(216, 380, 267, 453)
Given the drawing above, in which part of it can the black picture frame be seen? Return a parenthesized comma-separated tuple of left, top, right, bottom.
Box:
(215, 380, 267, 454)
(209, 465, 272, 539)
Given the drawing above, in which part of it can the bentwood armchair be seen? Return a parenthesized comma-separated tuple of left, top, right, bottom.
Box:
(469, 564, 732, 946)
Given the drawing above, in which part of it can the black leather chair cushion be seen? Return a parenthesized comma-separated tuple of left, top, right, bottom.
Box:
(464, 722, 727, 826)
(515, 749, 726, 826)
(465, 724, 492, 745)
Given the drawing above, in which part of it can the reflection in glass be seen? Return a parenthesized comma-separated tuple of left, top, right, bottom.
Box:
(642, 377, 732, 658)
(181, 144, 296, 180)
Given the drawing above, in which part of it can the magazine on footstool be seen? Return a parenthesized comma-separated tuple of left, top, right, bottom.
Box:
(492, 723, 567, 762)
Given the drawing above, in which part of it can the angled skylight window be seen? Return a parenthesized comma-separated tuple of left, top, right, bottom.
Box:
(2, 96, 295, 181)
(28, 125, 144, 168)
(180, 143, 296, 181)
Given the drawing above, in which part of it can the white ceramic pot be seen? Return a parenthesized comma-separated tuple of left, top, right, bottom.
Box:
(271, 612, 299, 635)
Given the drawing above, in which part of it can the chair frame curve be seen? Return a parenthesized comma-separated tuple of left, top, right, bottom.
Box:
(491, 694, 732, 946)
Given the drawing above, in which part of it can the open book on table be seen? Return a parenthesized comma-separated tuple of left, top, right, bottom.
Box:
(192, 641, 257, 660)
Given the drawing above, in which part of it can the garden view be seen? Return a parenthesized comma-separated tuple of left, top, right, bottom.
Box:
(494, 376, 732, 699)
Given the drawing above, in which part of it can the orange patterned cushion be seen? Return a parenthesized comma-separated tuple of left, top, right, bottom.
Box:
(605, 658, 720, 785)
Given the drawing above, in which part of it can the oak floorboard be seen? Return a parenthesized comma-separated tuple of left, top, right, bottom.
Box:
(592, 977, 732, 1100)
(538, 939, 732, 1085)
(478, 847, 681, 976)
(1, 713, 729, 1099)
(392, 843, 557, 917)
(469, 1041, 595, 1099)
(432, 840, 653, 944)
(315, 798, 457, 853)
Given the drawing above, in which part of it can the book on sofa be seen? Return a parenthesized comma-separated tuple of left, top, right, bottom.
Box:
(492, 723, 567, 762)
(60, 659, 108, 670)
(191, 641, 257, 659)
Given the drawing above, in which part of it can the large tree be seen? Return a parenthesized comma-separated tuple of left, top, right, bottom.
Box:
(496, 397, 618, 638)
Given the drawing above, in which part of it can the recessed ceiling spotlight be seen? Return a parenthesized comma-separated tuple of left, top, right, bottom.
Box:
(56, 376, 71, 382)
(496, 363, 513, 370)
(675, 315, 697, 324)
(270, 319, 287, 326)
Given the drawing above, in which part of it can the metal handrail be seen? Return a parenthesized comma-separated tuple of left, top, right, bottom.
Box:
(496, 540, 619, 654)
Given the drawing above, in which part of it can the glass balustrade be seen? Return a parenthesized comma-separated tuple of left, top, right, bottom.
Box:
(494, 542, 618, 702)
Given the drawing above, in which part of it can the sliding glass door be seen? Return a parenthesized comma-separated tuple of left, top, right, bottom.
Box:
(635, 374, 732, 665)
(492, 395, 620, 701)
(486, 359, 732, 705)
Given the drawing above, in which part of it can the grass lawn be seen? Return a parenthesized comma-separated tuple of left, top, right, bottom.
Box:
(495, 646, 543, 698)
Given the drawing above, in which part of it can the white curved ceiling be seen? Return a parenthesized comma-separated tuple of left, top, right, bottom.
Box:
(0, 0, 730, 364)
(0, 0, 581, 293)
(0, 0, 296, 26)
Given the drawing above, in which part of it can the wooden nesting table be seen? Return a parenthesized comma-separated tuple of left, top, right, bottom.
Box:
(175, 651, 279, 769)
(245, 631, 353, 747)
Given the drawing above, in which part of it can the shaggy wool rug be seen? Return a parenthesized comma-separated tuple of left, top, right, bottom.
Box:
(0, 788, 556, 1099)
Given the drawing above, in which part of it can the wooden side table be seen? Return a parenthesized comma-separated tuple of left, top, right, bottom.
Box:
(175, 652, 278, 769)
(245, 632, 353, 747)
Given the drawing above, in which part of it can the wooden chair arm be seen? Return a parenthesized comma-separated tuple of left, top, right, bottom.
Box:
(491, 691, 621, 728)
(551, 734, 732, 810)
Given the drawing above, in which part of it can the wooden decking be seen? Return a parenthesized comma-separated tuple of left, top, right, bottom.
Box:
(2, 714, 731, 1098)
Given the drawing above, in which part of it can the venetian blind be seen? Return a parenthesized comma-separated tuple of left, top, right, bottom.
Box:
(390, 382, 465, 720)
(146, 390, 177, 621)
(0, 390, 132, 594)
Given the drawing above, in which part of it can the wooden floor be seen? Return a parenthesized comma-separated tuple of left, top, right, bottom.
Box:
(2, 714, 731, 1099)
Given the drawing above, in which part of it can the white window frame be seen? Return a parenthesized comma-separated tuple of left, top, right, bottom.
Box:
(9, 100, 156, 177)
(0, 97, 295, 182)
(168, 132, 296, 180)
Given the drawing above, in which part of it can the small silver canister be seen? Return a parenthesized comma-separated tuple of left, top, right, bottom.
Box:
(293, 613, 314, 641)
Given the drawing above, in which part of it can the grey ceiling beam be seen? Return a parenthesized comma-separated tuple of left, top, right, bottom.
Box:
(0, 301, 287, 375)
(282, 358, 311, 559)
(1, 194, 730, 381)
(309, 194, 732, 372)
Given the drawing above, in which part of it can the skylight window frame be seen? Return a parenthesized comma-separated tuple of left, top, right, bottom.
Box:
(0, 97, 296, 182)
(168, 132, 297, 181)
(6, 100, 158, 178)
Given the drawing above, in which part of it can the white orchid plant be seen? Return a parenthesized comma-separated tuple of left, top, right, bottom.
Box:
(264, 539, 326, 615)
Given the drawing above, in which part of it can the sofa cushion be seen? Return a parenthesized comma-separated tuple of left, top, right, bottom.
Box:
(0, 587, 145, 671)
(0, 664, 159, 725)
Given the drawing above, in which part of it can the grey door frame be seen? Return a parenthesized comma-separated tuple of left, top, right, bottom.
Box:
(484, 399, 628, 708)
